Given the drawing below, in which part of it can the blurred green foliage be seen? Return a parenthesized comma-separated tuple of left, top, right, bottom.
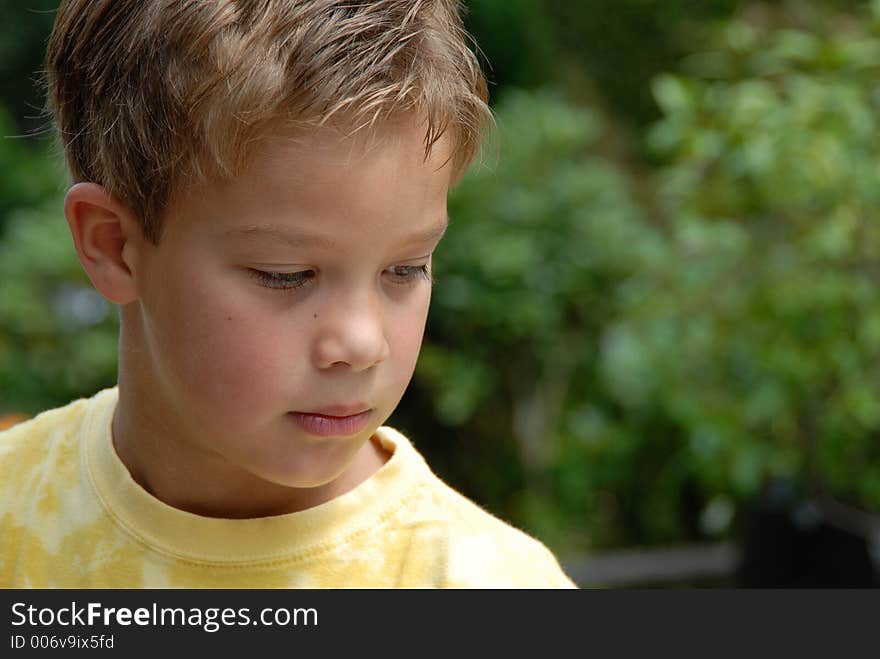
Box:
(466, 0, 741, 128)
(0, 109, 118, 415)
(0, 0, 59, 138)
(634, 1, 880, 512)
(3, 1, 880, 557)
(415, 1, 880, 551)
(416, 89, 665, 548)
(0, 109, 59, 233)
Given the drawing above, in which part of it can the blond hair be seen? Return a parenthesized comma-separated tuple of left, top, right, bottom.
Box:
(45, 0, 490, 243)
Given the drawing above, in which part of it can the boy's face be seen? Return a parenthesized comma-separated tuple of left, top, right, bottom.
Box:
(123, 119, 450, 506)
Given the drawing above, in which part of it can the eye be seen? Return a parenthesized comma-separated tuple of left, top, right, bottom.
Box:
(385, 264, 433, 285)
(248, 269, 316, 292)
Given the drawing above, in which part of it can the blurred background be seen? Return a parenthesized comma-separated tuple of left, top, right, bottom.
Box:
(2, 0, 880, 587)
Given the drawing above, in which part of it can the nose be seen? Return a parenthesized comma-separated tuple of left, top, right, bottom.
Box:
(312, 290, 390, 371)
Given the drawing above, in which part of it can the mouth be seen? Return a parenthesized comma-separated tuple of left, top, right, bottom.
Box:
(288, 408, 373, 437)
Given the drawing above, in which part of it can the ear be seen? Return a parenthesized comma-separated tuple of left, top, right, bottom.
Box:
(64, 182, 143, 305)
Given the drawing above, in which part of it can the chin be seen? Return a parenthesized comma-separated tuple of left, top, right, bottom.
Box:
(254, 460, 356, 490)
(238, 429, 374, 490)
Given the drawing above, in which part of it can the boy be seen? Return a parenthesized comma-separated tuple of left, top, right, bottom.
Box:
(0, 0, 575, 588)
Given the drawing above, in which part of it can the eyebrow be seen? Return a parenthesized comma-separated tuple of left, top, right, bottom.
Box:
(224, 216, 449, 249)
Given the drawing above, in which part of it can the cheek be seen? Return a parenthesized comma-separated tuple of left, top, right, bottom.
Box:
(153, 269, 292, 410)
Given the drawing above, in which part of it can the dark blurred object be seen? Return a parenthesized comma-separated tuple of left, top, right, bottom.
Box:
(0, 0, 59, 135)
(736, 480, 880, 587)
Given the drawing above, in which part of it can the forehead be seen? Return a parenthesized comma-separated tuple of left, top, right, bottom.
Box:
(167, 117, 453, 245)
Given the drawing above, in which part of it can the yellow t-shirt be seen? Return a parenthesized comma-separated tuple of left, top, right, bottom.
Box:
(0, 387, 576, 588)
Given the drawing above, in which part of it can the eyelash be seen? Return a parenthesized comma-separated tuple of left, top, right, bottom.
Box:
(387, 264, 434, 285)
(248, 269, 316, 291)
(248, 265, 433, 292)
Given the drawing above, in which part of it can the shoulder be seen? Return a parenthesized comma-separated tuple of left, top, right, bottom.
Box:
(419, 476, 577, 588)
(0, 392, 104, 498)
(0, 397, 88, 458)
(377, 427, 576, 588)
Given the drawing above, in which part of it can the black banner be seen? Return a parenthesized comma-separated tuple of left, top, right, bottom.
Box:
(1, 589, 877, 654)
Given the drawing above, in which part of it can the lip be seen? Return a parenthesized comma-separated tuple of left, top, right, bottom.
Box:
(288, 408, 373, 437)
(307, 403, 371, 417)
